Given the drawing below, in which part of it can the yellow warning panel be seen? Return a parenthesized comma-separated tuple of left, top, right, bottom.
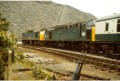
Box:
(92, 27, 95, 41)
(40, 31, 45, 41)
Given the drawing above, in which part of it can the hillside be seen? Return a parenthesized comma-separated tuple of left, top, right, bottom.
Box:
(0, 1, 96, 37)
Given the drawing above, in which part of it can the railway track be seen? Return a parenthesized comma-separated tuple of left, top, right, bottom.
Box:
(51, 70, 110, 80)
(22, 45, 120, 73)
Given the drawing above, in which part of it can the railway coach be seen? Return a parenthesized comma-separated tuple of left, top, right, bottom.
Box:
(96, 14, 120, 42)
(93, 14, 120, 58)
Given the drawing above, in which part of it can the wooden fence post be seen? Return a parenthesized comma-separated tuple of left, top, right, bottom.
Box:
(8, 50, 12, 80)
(4, 50, 12, 80)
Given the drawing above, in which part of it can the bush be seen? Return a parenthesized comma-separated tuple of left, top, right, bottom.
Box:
(18, 53, 24, 61)
(33, 66, 53, 80)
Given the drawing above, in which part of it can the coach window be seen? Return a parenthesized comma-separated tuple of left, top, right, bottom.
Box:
(117, 19, 120, 32)
(105, 23, 109, 31)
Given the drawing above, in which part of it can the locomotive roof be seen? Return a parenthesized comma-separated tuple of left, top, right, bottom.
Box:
(48, 21, 85, 29)
(40, 21, 85, 31)
(96, 13, 120, 22)
(54, 22, 83, 29)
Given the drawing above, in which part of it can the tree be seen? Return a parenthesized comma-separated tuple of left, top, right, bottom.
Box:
(0, 13, 16, 80)
(0, 13, 9, 31)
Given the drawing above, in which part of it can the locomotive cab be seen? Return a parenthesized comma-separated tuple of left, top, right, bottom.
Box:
(40, 29, 46, 41)
(86, 20, 95, 41)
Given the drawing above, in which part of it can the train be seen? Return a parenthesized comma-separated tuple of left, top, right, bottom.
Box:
(22, 13, 120, 59)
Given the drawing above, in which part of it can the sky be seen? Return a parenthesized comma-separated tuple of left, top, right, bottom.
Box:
(52, 0, 120, 18)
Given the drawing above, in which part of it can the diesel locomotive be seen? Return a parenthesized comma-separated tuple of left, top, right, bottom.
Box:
(22, 14, 120, 59)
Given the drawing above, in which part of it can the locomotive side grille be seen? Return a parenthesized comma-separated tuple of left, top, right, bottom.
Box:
(49, 32, 52, 39)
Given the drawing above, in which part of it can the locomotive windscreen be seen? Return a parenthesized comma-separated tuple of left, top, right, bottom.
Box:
(86, 20, 95, 29)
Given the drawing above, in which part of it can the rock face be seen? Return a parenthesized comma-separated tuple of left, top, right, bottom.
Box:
(0, 1, 96, 37)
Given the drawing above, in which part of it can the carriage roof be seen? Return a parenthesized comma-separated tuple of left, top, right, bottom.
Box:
(96, 13, 120, 22)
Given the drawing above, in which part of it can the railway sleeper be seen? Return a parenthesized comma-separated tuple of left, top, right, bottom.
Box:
(80, 73, 110, 80)
(92, 62, 107, 67)
(95, 63, 120, 71)
(110, 62, 120, 65)
(66, 55, 78, 60)
(84, 58, 101, 65)
(87, 60, 96, 64)
(109, 65, 120, 71)
(83, 59, 96, 64)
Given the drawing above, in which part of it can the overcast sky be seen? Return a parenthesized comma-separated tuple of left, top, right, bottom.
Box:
(52, 0, 120, 18)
